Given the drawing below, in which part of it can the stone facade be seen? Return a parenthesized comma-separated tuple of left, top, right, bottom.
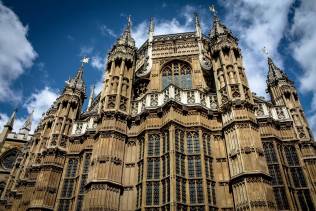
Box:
(0, 9, 315, 211)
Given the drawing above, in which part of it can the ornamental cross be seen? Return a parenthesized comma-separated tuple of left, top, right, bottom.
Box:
(81, 56, 90, 65)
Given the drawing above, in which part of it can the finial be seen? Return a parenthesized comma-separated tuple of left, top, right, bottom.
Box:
(194, 12, 200, 26)
(209, 4, 217, 17)
(195, 13, 202, 38)
(127, 15, 132, 30)
(148, 17, 155, 43)
(149, 17, 154, 33)
(5, 109, 17, 129)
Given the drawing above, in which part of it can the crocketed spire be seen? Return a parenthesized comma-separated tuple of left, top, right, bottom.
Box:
(116, 16, 135, 47)
(4, 110, 16, 129)
(267, 57, 290, 84)
(208, 5, 236, 40)
(65, 58, 87, 96)
(195, 13, 202, 38)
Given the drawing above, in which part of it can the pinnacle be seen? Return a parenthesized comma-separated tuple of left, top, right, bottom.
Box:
(267, 57, 290, 84)
(116, 15, 135, 47)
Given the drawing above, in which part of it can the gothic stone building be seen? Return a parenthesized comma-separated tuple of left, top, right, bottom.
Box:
(0, 10, 316, 211)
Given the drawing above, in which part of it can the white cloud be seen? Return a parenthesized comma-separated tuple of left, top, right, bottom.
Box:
(0, 112, 25, 132)
(95, 78, 104, 94)
(289, 0, 316, 135)
(0, 2, 37, 103)
(79, 46, 94, 56)
(91, 55, 106, 71)
(100, 24, 116, 38)
(132, 5, 200, 47)
(290, 0, 316, 99)
(220, 0, 294, 97)
(0, 87, 58, 132)
(23, 86, 58, 132)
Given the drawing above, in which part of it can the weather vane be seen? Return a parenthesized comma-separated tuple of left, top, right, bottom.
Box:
(81, 56, 90, 66)
(261, 46, 269, 57)
(209, 4, 217, 16)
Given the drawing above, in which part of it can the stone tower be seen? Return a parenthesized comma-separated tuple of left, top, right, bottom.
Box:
(266, 57, 316, 209)
(25, 62, 86, 210)
(208, 10, 275, 210)
(0, 5, 316, 211)
(83, 17, 136, 210)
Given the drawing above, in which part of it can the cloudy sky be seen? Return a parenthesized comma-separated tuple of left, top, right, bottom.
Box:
(0, 0, 315, 135)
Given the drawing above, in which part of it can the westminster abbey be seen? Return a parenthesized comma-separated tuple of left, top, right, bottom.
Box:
(0, 7, 316, 211)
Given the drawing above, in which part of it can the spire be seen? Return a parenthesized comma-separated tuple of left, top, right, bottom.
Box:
(4, 109, 16, 129)
(19, 110, 33, 134)
(195, 13, 202, 39)
(267, 57, 290, 84)
(87, 84, 95, 110)
(65, 57, 88, 95)
(148, 17, 154, 43)
(117, 15, 135, 47)
(208, 4, 235, 39)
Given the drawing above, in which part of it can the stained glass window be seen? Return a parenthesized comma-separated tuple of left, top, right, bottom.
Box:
(207, 181, 216, 205)
(163, 131, 169, 154)
(268, 165, 283, 185)
(147, 158, 160, 179)
(76, 153, 91, 211)
(290, 167, 307, 187)
(148, 134, 160, 156)
(188, 156, 202, 178)
(189, 180, 204, 204)
(59, 158, 79, 211)
(162, 61, 192, 89)
(263, 142, 278, 164)
(175, 129, 185, 153)
(284, 145, 299, 166)
(273, 187, 289, 210)
(297, 190, 314, 210)
(187, 132, 199, 154)
(136, 184, 142, 208)
(146, 182, 160, 205)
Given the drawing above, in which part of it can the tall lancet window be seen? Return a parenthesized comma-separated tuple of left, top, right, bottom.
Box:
(162, 61, 192, 90)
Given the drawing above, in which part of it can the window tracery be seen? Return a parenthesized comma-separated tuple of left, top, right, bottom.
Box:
(1, 149, 18, 170)
(162, 61, 192, 89)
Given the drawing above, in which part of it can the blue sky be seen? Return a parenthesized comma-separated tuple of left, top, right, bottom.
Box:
(0, 0, 315, 135)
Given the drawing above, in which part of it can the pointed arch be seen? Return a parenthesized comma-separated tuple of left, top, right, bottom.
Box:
(0, 148, 19, 170)
(161, 60, 192, 90)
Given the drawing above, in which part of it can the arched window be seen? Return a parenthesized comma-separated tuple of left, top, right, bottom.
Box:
(1, 149, 18, 170)
(0, 182, 5, 196)
(162, 61, 192, 89)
